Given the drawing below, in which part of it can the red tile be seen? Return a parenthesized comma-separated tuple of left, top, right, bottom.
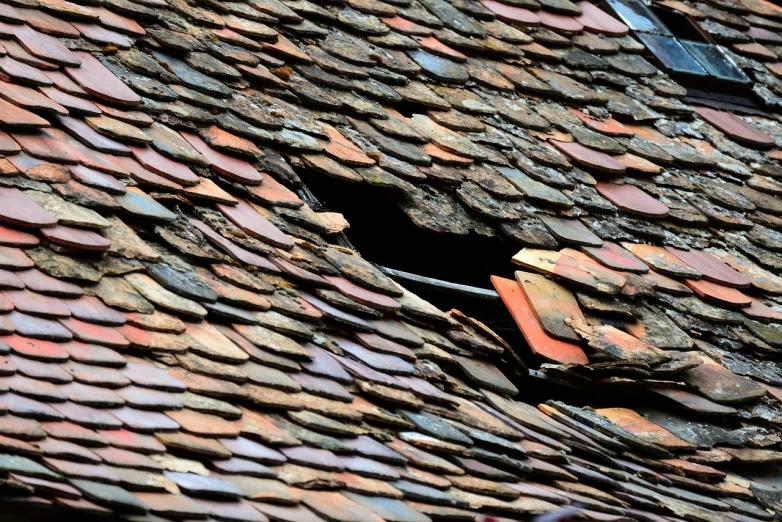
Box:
(479, 0, 541, 25)
(15, 9, 77, 37)
(581, 242, 649, 273)
(742, 297, 782, 322)
(60, 318, 129, 348)
(128, 145, 200, 187)
(16, 269, 82, 297)
(666, 247, 751, 288)
(179, 131, 263, 185)
(97, 429, 166, 454)
(0, 225, 40, 248)
(0, 96, 49, 128)
(190, 219, 281, 271)
(43, 70, 85, 95)
(0, 188, 57, 228)
(574, 1, 629, 35)
(12, 129, 80, 164)
(537, 10, 584, 32)
(0, 247, 33, 269)
(65, 51, 141, 106)
(692, 106, 775, 148)
(41, 225, 111, 252)
(87, 6, 145, 36)
(64, 297, 125, 326)
(3, 290, 69, 318)
(550, 140, 626, 174)
(247, 174, 302, 208)
(0, 56, 53, 86)
(68, 164, 126, 194)
(567, 108, 634, 137)
(1, 335, 69, 361)
(685, 279, 751, 308)
(0, 80, 67, 114)
(517, 271, 585, 343)
(74, 23, 131, 48)
(10, 25, 81, 67)
(56, 115, 131, 155)
(0, 130, 20, 154)
(322, 275, 401, 312)
(320, 123, 376, 167)
(42, 87, 99, 116)
(216, 199, 294, 249)
(595, 183, 670, 218)
(491, 276, 588, 364)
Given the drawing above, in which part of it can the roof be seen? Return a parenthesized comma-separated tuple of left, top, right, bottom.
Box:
(0, 0, 780, 521)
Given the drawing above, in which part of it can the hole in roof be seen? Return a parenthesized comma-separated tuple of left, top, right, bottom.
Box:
(650, 6, 710, 42)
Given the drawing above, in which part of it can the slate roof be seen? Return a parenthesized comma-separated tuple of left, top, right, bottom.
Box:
(0, 0, 780, 521)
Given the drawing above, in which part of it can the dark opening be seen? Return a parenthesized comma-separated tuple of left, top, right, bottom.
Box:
(650, 6, 711, 42)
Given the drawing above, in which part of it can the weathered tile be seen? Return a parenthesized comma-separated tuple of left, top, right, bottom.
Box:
(666, 247, 751, 288)
(513, 248, 625, 294)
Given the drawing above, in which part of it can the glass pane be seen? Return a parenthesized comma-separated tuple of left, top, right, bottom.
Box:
(681, 41, 751, 84)
(636, 33, 707, 77)
(603, 0, 671, 34)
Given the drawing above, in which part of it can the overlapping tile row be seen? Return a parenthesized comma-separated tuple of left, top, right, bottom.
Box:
(0, 0, 778, 520)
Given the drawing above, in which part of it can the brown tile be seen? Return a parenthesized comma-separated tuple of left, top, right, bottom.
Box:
(41, 225, 111, 252)
(682, 354, 766, 404)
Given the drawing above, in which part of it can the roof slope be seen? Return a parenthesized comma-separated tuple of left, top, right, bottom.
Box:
(0, 0, 780, 521)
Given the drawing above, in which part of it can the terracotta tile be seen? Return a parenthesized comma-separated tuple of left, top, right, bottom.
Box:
(692, 106, 774, 148)
(191, 219, 280, 271)
(164, 470, 243, 498)
(65, 51, 141, 106)
(0, 56, 53, 86)
(741, 297, 782, 322)
(0, 80, 67, 114)
(574, 1, 629, 35)
(58, 318, 128, 349)
(298, 489, 385, 522)
(68, 164, 127, 194)
(516, 271, 585, 344)
(128, 145, 199, 187)
(0, 247, 34, 269)
(537, 10, 584, 32)
(0, 188, 57, 228)
(684, 279, 751, 308)
(217, 200, 294, 249)
(0, 97, 49, 128)
(17, 268, 81, 297)
(682, 354, 766, 404)
(247, 174, 303, 208)
(8, 311, 74, 340)
(13, 129, 81, 164)
(621, 243, 701, 279)
(581, 242, 649, 273)
(3, 290, 68, 318)
(595, 183, 670, 218)
(180, 131, 264, 185)
(39, 420, 108, 446)
(87, 6, 145, 35)
(332, 335, 415, 375)
(550, 140, 625, 174)
(322, 275, 401, 312)
(56, 114, 131, 155)
(111, 407, 180, 433)
(200, 125, 263, 159)
(41, 225, 111, 252)
(120, 361, 186, 392)
(9, 24, 80, 66)
(666, 247, 751, 288)
(166, 408, 240, 437)
(613, 152, 662, 174)
(320, 123, 376, 167)
(567, 108, 635, 137)
(478, 0, 541, 25)
(595, 408, 694, 451)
